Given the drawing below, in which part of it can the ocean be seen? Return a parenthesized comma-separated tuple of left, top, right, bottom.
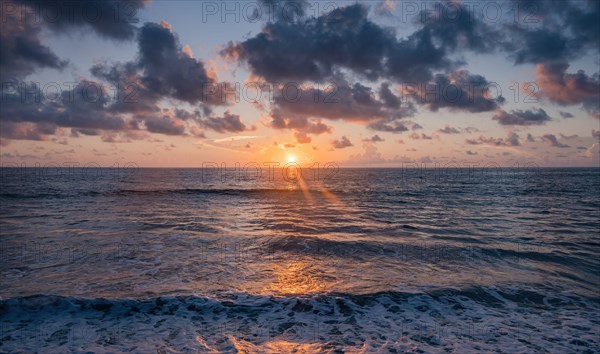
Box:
(0, 167, 599, 353)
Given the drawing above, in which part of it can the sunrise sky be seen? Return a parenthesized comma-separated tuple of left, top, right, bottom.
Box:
(1, 0, 599, 167)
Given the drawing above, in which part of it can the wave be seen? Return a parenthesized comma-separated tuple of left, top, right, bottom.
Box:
(0, 188, 349, 200)
(1, 289, 598, 353)
(257, 235, 598, 270)
(114, 188, 338, 196)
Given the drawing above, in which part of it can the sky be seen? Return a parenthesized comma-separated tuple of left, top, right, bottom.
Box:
(1, 0, 599, 167)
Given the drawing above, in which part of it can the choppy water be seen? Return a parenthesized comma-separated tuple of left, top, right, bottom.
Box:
(1, 167, 599, 353)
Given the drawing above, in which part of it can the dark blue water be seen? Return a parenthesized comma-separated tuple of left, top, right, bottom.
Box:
(1, 167, 599, 352)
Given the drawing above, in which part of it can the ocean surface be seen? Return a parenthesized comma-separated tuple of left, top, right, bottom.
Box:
(0, 167, 599, 353)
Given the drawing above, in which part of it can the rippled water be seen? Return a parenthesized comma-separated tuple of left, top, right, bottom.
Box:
(1, 167, 599, 353)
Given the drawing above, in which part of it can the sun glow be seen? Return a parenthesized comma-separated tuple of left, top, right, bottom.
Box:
(287, 155, 297, 163)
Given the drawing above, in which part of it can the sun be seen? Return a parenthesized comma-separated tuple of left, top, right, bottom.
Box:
(287, 155, 297, 163)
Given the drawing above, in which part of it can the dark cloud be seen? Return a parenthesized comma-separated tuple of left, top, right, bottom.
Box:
(510, 29, 572, 65)
(136, 22, 217, 105)
(271, 81, 415, 134)
(270, 110, 333, 135)
(408, 71, 505, 113)
(416, 1, 498, 53)
(1, 0, 147, 80)
(90, 21, 226, 114)
(466, 150, 478, 156)
(85, 21, 247, 137)
(438, 125, 461, 134)
(541, 134, 570, 148)
(142, 118, 184, 136)
(464, 127, 480, 134)
(410, 132, 433, 140)
(222, 2, 529, 130)
(466, 133, 521, 147)
(378, 83, 400, 109)
(0, 78, 219, 141)
(222, 4, 396, 82)
(559, 111, 574, 118)
(1, 80, 127, 133)
(0, 6, 67, 79)
(0, 120, 54, 141)
(226, 0, 599, 89)
(593, 130, 600, 139)
(507, 0, 600, 64)
(385, 27, 452, 83)
(363, 135, 384, 143)
(559, 134, 579, 140)
(222, 3, 483, 84)
(256, 0, 309, 22)
(71, 128, 101, 137)
(331, 136, 353, 149)
(526, 133, 536, 142)
(367, 120, 409, 133)
(492, 108, 551, 126)
(202, 111, 248, 133)
(12, 0, 146, 40)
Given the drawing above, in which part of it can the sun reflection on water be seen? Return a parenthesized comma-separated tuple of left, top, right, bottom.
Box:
(262, 259, 332, 296)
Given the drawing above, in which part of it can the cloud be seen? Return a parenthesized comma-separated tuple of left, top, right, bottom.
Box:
(378, 83, 401, 109)
(42, 21, 249, 139)
(97, 21, 218, 107)
(509, 29, 572, 65)
(0, 5, 67, 79)
(347, 140, 388, 165)
(0, 80, 128, 139)
(213, 135, 261, 143)
(506, 0, 599, 65)
(222, 2, 495, 84)
(12, 0, 147, 40)
(438, 125, 461, 134)
(464, 127, 481, 134)
(222, 4, 397, 82)
(367, 120, 409, 133)
(559, 134, 579, 140)
(1, 0, 148, 80)
(466, 150, 478, 156)
(409, 132, 433, 140)
(541, 134, 570, 148)
(142, 112, 186, 136)
(269, 109, 333, 143)
(221, 2, 515, 134)
(0, 121, 54, 141)
(363, 134, 384, 143)
(135, 22, 223, 105)
(270, 81, 415, 134)
(492, 108, 552, 126)
(374, 0, 396, 17)
(559, 111, 574, 118)
(331, 135, 353, 149)
(90, 20, 231, 118)
(0, 77, 245, 142)
(294, 131, 312, 144)
(592, 130, 600, 139)
(582, 143, 599, 158)
(466, 133, 521, 147)
(535, 62, 600, 117)
(415, 1, 498, 53)
(202, 111, 249, 133)
(407, 70, 505, 113)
